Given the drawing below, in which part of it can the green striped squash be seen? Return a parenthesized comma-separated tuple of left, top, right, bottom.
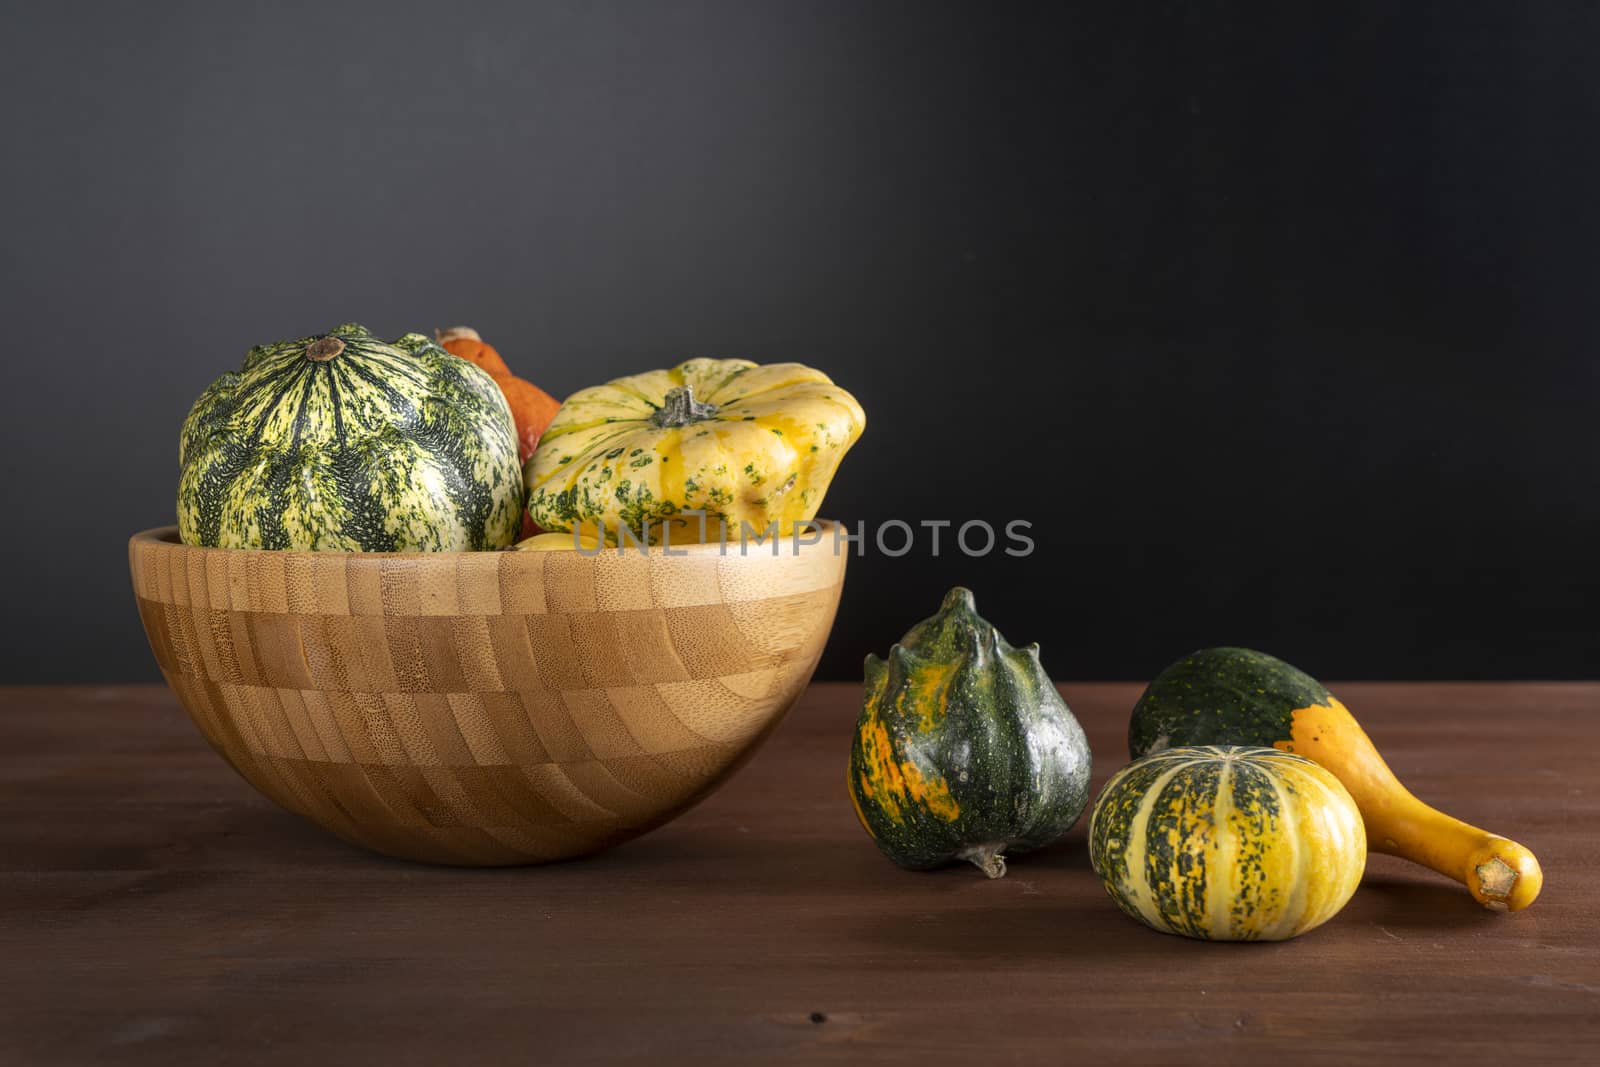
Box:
(1088, 745, 1366, 941)
(178, 323, 524, 552)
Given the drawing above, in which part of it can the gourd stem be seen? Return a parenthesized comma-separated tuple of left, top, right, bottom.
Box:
(650, 385, 719, 428)
(959, 843, 1008, 879)
(434, 326, 480, 346)
(305, 337, 345, 362)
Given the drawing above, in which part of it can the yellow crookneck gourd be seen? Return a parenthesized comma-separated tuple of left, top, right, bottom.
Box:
(1129, 647, 1542, 912)
(524, 359, 864, 539)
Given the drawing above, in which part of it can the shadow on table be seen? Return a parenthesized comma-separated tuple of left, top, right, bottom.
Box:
(598, 824, 1101, 888)
(850, 903, 1174, 962)
(1354, 874, 1513, 931)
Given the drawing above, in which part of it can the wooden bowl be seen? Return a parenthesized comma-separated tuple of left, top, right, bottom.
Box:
(128, 525, 846, 865)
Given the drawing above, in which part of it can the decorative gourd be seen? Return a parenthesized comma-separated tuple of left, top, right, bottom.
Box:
(1089, 745, 1366, 941)
(1130, 648, 1543, 912)
(434, 324, 513, 377)
(435, 326, 562, 463)
(178, 323, 524, 552)
(514, 530, 605, 552)
(849, 588, 1091, 878)
(525, 359, 864, 537)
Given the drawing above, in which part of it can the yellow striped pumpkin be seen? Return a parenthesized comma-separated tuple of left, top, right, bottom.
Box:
(1088, 745, 1366, 941)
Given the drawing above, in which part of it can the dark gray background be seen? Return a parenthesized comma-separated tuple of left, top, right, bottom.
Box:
(2, 1, 1595, 683)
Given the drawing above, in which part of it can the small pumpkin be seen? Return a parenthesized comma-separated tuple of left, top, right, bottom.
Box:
(849, 588, 1091, 878)
(1130, 648, 1543, 912)
(1089, 745, 1366, 941)
(178, 323, 523, 552)
(436, 326, 562, 463)
(525, 359, 863, 537)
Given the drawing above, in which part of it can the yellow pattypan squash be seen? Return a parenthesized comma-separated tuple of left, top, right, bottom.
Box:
(525, 359, 864, 535)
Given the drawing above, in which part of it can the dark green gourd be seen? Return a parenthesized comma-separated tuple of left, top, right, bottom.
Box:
(178, 323, 524, 551)
(849, 588, 1092, 877)
(1128, 647, 1333, 759)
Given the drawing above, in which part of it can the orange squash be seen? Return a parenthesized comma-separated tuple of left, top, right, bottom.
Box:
(435, 326, 561, 463)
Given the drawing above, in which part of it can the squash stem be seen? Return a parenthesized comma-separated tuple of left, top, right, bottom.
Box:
(305, 337, 346, 362)
(959, 843, 1008, 879)
(650, 386, 719, 427)
(434, 326, 480, 346)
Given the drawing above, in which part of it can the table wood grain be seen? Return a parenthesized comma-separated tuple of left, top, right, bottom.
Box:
(2, 683, 1596, 1064)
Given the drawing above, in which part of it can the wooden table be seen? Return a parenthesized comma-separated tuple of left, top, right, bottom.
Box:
(2, 683, 1595, 1064)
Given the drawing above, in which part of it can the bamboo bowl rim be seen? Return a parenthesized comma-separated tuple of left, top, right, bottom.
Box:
(129, 520, 845, 562)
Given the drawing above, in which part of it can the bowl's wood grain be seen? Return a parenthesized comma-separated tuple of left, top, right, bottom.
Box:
(129, 526, 846, 865)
